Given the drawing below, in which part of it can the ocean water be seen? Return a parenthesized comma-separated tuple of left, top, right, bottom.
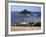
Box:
(11, 11, 41, 24)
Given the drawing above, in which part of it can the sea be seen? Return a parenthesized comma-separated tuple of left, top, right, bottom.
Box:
(11, 11, 41, 24)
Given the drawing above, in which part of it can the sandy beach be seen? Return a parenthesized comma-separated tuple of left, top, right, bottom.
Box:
(11, 26, 41, 31)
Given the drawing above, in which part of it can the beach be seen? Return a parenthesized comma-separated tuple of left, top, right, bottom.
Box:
(11, 26, 41, 31)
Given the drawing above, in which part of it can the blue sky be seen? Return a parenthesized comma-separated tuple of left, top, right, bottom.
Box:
(11, 5, 41, 12)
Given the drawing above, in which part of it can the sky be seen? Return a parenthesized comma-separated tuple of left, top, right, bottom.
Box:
(11, 5, 41, 12)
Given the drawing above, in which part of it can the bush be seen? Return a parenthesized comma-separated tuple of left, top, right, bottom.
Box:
(34, 22, 41, 26)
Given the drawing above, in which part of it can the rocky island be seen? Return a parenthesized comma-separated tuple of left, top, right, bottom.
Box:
(17, 9, 32, 16)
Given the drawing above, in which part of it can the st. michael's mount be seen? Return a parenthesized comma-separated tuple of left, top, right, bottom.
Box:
(17, 9, 31, 16)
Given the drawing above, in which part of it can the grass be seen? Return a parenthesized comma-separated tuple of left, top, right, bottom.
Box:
(11, 22, 41, 27)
